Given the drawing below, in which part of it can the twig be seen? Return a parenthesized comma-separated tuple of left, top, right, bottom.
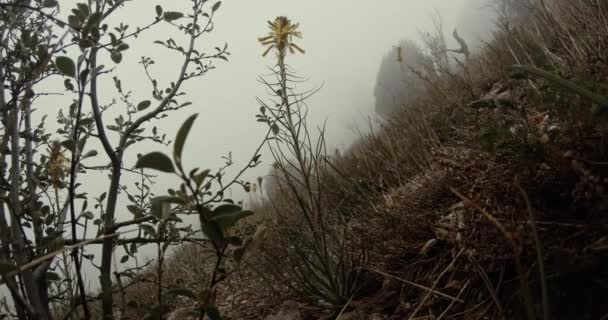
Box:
(450, 188, 515, 245)
(0, 231, 132, 281)
(508, 220, 608, 231)
(366, 267, 463, 303)
(64, 237, 209, 246)
(0, 3, 72, 30)
(335, 294, 354, 319)
(515, 176, 550, 320)
(450, 187, 536, 320)
(468, 255, 505, 318)
(436, 280, 470, 320)
(68, 55, 92, 319)
(408, 248, 464, 319)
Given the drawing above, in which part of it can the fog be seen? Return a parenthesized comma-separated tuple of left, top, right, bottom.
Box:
(3, 0, 497, 298)
(87, 0, 496, 196)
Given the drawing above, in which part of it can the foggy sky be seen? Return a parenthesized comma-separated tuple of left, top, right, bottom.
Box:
(7, 0, 497, 295)
(97, 0, 495, 191)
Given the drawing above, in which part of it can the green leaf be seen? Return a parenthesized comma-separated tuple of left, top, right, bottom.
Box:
(46, 272, 60, 281)
(56, 56, 76, 77)
(116, 43, 129, 51)
(83, 150, 98, 158)
(213, 204, 241, 215)
(201, 220, 223, 241)
(79, 118, 94, 126)
(140, 224, 156, 237)
(211, 204, 253, 229)
(120, 255, 129, 263)
(127, 205, 140, 216)
(137, 100, 152, 111)
(163, 11, 184, 21)
(78, 39, 94, 49)
(271, 123, 279, 135)
(135, 152, 175, 173)
(64, 79, 75, 91)
(76, 3, 90, 17)
(155, 5, 163, 16)
(68, 15, 82, 29)
(212, 1, 222, 12)
(61, 139, 76, 152)
(83, 12, 102, 35)
(174, 114, 198, 162)
(167, 288, 196, 300)
(81, 212, 94, 220)
(111, 51, 123, 64)
(194, 169, 210, 187)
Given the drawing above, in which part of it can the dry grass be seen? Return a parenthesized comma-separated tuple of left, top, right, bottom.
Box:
(323, 1, 608, 319)
(69, 244, 215, 320)
(107, 1, 608, 319)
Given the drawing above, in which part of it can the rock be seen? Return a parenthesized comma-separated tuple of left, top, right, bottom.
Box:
(264, 301, 302, 320)
(435, 201, 466, 243)
(264, 309, 301, 320)
(167, 307, 199, 320)
(467, 81, 514, 110)
(338, 310, 367, 320)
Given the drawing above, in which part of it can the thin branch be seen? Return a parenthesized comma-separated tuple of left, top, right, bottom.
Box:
(366, 267, 463, 303)
(0, 232, 129, 284)
(67, 60, 92, 319)
(515, 177, 550, 320)
(0, 3, 72, 30)
(408, 248, 464, 319)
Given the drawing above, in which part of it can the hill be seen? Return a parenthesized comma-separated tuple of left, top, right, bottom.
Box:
(108, 1, 608, 319)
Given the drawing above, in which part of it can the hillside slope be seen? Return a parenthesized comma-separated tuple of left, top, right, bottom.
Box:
(116, 1, 608, 319)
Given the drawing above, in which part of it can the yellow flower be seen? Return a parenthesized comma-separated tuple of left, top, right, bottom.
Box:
(47, 141, 69, 188)
(396, 46, 403, 63)
(258, 16, 305, 57)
